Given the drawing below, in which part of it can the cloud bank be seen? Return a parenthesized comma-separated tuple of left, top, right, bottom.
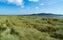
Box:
(29, 0, 39, 2)
(0, 0, 23, 6)
(0, 0, 63, 6)
(0, 0, 39, 6)
(7, 0, 23, 5)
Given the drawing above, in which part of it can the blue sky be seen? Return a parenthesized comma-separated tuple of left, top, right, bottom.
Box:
(0, 0, 63, 15)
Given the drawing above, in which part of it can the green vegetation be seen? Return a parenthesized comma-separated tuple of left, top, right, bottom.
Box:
(0, 16, 63, 40)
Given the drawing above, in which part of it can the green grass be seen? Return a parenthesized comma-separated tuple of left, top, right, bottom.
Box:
(0, 16, 63, 40)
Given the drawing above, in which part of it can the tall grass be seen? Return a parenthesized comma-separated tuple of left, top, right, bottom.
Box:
(0, 16, 63, 40)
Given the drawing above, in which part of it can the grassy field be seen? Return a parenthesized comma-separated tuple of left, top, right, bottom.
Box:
(0, 16, 63, 40)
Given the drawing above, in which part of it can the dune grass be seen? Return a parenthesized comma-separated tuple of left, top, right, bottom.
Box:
(0, 16, 63, 40)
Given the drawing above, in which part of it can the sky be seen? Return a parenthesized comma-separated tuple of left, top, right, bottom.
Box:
(0, 0, 63, 15)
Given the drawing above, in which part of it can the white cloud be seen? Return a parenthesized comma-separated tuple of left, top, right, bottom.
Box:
(15, 0, 23, 5)
(0, 0, 62, 6)
(35, 6, 39, 9)
(46, 0, 63, 5)
(0, 0, 23, 6)
(40, 3, 45, 6)
(21, 5, 24, 8)
(0, 0, 40, 6)
(7, 0, 14, 3)
(29, 0, 39, 2)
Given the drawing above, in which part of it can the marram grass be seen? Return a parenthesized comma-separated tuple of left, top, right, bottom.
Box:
(0, 16, 63, 40)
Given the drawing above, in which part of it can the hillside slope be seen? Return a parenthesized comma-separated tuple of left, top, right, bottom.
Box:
(0, 16, 63, 40)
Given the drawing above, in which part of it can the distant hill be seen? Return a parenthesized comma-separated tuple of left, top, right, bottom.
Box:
(28, 13, 63, 16)
(23, 13, 63, 18)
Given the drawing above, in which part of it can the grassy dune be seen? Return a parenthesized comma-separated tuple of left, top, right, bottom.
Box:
(0, 16, 63, 40)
